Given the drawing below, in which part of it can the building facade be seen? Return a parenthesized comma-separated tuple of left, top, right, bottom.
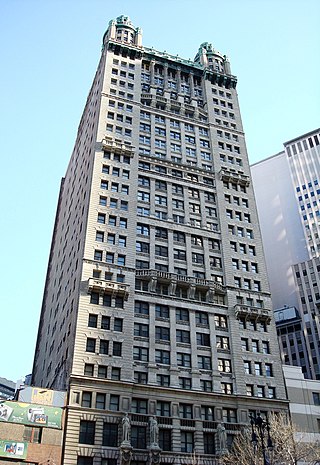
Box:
(0, 387, 65, 465)
(283, 365, 320, 442)
(0, 377, 15, 400)
(252, 129, 320, 379)
(32, 15, 287, 465)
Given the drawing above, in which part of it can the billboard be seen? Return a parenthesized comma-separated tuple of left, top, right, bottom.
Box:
(0, 440, 28, 459)
(0, 400, 62, 429)
(18, 386, 66, 407)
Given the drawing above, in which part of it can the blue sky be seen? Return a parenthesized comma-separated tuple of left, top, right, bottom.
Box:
(1, 0, 319, 383)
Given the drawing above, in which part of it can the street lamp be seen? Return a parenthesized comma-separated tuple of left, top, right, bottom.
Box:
(249, 412, 274, 465)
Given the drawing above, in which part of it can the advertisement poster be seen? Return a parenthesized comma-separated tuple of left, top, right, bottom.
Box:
(0, 440, 27, 459)
(0, 401, 62, 429)
(18, 386, 66, 407)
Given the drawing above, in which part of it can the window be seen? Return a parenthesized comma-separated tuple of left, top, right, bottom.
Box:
(103, 423, 118, 446)
(246, 385, 254, 396)
(181, 431, 194, 453)
(113, 341, 122, 356)
(177, 352, 191, 367)
(157, 374, 170, 386)
(99, 340, 109, 355)
(262, 341, 270, 354)
(134, 371, 148, 384)
(176, 308, 189, 322)
(132, 398, 148, 414)
(133, 346, 149, 362)
(159, 429, 172, 451)
(268, 387, 276, 399)
(111, 367, 121, 380)
(174, 249, 186, 261)
(97, 213, 106, 224)
(88, 314, 98, 328)
(255, 362, 262, 376)
(155, 227, 168, 239)
(176, 329, 190, 343)
(102, 294, 112, 307)
(218, 359, 231, 373)
(131, 426, 146, 449)
(97, 365, 107, 379)
(180, 377, 192, 390)
(136, 241, 150, 253)
(257, 386, 265, 398)
(196, 311, 209, 325)
(109, 215, 116, 226)
(201, 406, 214, 421)
(135, 301, 149, 315)
(95, 393, 106, 410)
(252, 340, 259, 353)
(109, 395, 120, 411)
(77, 457, 93, 465)
(134, 323, 149, 338)
(106, 252, 114, 264)
(265, 363, 273, 377)
(81, 392, 92, 409)
(157, 401, 170, 417)
(156, 326, 170, 341)
(119, 218, 127, 228)
(137, 223, 150, 236)
(198, 356, 212, 370)
(221, 382, 233, 394)
(79, 420, 95, 444)
(155, 349, 170, 364)
(192, 253, 204, 264)
(214, 314, 227, 328)
(86, 338, 96, 353)
(23, 426, 42, 443)
(216, 336, 230, 350)
(222, 408, 237, 423)
(84, 363, 94, 377)
(197, 333, 210, 346)
(156, 304, 169, 318)
(244, 361, 251, 374)
(155, 245, 168, 257)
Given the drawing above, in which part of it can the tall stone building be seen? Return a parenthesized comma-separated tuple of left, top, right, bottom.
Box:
(252, 129, 320, 379)
(32, 15, 287, 465)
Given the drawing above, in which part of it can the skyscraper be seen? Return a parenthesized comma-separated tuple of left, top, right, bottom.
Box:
(32, 15, 287, 464)
(252, 129, 320, 379)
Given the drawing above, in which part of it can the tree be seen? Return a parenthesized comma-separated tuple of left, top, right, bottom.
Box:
(220, 412, 320, 465)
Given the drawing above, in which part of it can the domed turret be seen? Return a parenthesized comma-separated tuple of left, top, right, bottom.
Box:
(103, 15, 142, 47)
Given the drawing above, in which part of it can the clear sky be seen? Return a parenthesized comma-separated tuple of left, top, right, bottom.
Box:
(1, 0, 319, 383)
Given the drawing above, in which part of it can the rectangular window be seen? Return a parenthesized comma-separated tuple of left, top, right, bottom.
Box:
(131, 426, 146, 449)
(103, 423, 118, 446)
(156, 326, 170, 341)
(133, 347, 149, 362)
(155, 349, 170, 364)
(79, 420, 95, 444)
(177, 352, 191, 367)
(109, 395, 120, 411)
(86, 338, 96, 353)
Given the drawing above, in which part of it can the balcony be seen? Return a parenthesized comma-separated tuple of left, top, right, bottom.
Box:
(102, 137, 135, 156)
(135, 269, 226, 301)
(88, 277, 129, 299)
(234, 304, 271, 321)
(220, 167, 250, 187)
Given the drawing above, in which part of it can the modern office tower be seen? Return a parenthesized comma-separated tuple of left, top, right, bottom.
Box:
(32, 15, 287, 465)
(252, 129, 320, 379)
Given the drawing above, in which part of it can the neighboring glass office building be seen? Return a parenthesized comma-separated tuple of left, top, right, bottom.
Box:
(252, 129, 320, 380)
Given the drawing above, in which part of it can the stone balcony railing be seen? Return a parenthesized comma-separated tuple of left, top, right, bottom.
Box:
(101, 137, 135, 156)
(219, 167, 250, 187)
(136, 269, 226, 302)
(234, 304, 271, 321)
(88, 277, 129, 299)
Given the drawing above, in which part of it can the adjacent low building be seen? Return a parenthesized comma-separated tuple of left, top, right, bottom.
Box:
(283, 365, 320, 441)
(0, 386, 65, 464)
